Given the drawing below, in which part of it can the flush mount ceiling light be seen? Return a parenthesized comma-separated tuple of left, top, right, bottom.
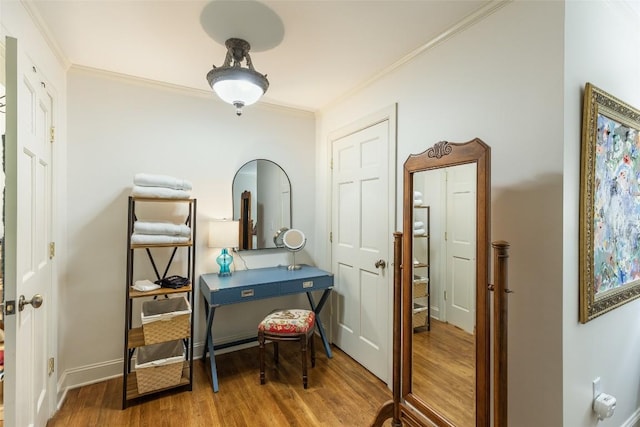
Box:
(206, 38, 269, 116)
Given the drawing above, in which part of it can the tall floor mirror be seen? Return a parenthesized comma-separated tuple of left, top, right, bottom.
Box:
(372, 138, 494, 427)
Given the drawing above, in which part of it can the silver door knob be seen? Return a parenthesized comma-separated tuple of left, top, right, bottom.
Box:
(19, 294, 43, 312)
(375, 259, 386, 269)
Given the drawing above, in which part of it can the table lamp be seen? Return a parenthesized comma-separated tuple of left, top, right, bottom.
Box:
(209, 219, 239, 276)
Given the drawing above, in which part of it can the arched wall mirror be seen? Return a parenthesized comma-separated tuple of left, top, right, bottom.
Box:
(401, 139, 490, 426)
(232, 159, 292, 250)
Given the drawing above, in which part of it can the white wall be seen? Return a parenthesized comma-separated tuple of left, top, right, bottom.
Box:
(63, 68, 317, 389)
(563, 2, 640, 426)
(317, 1, 565, 425)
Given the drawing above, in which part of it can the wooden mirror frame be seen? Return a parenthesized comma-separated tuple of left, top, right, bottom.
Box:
(401, 139, 490, 426)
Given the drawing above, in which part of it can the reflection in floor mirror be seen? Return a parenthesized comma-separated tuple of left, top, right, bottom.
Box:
(412, 319, 475, 426)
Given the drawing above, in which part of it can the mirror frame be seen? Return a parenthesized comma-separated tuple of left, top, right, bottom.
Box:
(401, 139, 490, 426)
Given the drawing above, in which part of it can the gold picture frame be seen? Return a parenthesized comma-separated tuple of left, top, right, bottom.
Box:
(580, 83, 640, 323)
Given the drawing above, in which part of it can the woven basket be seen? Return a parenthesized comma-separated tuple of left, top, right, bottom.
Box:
(135, 340, 184, 394)
(141, 297, 191, 345)
(412, 308, 428, 329)
(413, 282, 427, 298)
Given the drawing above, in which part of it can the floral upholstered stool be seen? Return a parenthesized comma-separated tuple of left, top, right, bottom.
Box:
(258, 309, 316, 389)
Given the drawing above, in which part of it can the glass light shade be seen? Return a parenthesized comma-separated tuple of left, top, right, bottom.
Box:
(206, 38, 269, 115)
(213, 79, 264, 107)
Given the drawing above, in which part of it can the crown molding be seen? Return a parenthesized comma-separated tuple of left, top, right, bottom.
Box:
(69, 64, 315, 117)
(319, 0, 512, 113)
(20, 0, 71, 70)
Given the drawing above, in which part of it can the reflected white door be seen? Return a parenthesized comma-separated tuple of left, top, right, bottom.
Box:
(331, 120, 390, 381)
(4, 37, 53, 427)
(445, 163, 476, 334)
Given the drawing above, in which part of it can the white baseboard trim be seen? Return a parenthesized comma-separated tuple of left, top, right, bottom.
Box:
(53, 336, 264, 411)
(56, 358, 122, 411)
(621, 407, 640, 427)
(55, 342, 205, 410)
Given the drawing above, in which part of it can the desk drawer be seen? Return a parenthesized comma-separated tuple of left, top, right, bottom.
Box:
(280, 276, 333, 295)
(212, 284, 281, 305)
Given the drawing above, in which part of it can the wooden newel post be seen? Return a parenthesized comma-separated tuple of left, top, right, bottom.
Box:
(392, 232, 402, 426)
(492, 240, 510, 427)
(370, 232, 403, 427)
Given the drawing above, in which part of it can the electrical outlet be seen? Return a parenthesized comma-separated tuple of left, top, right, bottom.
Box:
(593, 377, 602, 399)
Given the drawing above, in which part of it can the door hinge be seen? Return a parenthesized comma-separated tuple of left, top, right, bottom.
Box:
(49, 242, 55, 259)
(444, 231, 447, 241)
(50, 126, 55, 143)
(48, 357, 55, 375)
(329, 232, 333, 243)
(330, 158, 333, 170)
(444, 290, 447, 301)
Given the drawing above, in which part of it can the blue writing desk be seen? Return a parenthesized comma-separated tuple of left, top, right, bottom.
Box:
(199, 265, 334, 392)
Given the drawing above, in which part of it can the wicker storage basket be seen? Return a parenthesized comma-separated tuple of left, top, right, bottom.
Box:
(413, 281, 427, 298)
(135, 340, 184, 394)
(412, 305, 428, 329)
(141, 296, 191, 345)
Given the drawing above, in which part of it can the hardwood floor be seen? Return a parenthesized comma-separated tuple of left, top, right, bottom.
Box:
(47, 338, 392, 427)
(412, 319, 475, 426)
(46, 322, 473, 426)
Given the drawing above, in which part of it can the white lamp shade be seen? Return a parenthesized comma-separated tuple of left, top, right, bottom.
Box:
(209, 220, 239, 249)
(213, 80, 264, 106)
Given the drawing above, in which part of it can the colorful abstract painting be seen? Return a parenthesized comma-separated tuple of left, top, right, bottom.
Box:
(580, 83, 640, 323)
(592, 113, 640, 294)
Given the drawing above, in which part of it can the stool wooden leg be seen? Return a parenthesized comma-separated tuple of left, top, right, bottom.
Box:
(301, 334, 308, 389)
(310, 332, 316, 368)
(258, 331, 265, 385)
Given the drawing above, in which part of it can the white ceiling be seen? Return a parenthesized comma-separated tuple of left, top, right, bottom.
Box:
(29, 0, 498, 112)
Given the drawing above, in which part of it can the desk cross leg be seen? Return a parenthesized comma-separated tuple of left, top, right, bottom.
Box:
(306, 289, 333, 358)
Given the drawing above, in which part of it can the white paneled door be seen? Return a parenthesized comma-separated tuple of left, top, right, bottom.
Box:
(5, 36, 54, 427)
(445, 163, 476, 334)
(331, 119, 391, 381)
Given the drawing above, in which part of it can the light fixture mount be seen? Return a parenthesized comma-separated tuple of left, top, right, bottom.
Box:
(206, 38, 269, 116)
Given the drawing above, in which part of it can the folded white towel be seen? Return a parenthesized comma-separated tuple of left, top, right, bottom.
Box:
(134, 221, 191, 237)
(134, 173, 193, 191)
(414, 191, 423, 200)
(131, 233, 190, 245)
(133, 279, 161, 292)
(413, 228, 426, 236)
(413, 199, 423, 206)
(131, 185, 190, 199)
(413, 221, 424, 229)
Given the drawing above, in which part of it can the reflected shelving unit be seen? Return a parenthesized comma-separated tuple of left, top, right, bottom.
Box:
(412, 204, 430, 331)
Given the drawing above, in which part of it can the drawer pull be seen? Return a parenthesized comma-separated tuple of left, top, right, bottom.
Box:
(303, 281, 314, 289)
(241, 289, 255, 298)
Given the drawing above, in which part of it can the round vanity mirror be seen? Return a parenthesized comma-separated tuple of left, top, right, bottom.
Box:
(283, 229, 306, 251)
(282, 229, 306, 270)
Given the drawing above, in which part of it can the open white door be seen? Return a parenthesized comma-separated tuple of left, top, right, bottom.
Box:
(4, 36, 54, 427)
(445, 163, 476, 334)
(331, 119, 392, 381)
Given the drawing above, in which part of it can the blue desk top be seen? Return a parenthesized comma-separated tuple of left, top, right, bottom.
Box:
(199, 265, 334, 306)
(200, 265, 333, 291)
